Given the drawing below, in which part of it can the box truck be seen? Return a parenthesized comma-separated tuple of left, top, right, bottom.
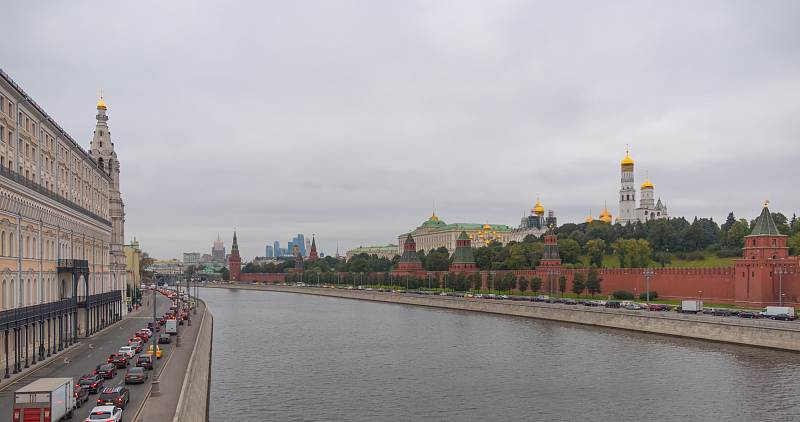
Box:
(762, 306, 796, 320)
(680, 300, 703, 314)
(13, 377, 75, 422)
(165, 318, 178, 335)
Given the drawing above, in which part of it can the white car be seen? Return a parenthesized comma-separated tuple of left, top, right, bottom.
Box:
(118, 346, 135, 358)
(85, 405, 122, 421)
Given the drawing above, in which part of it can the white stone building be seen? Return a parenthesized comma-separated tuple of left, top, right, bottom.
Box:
(617, 148, 668, 224)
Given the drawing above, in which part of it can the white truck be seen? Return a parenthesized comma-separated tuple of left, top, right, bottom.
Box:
(680, 300, 703, 314)
(762, 306, 796, 320)
(13, 377, 75, 422)
(165, 318, 178, 335)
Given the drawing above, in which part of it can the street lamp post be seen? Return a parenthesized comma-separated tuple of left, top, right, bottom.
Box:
(698, 290, 703, 308)
(776, 266, 788, 306)
(643, 269, 654, 305)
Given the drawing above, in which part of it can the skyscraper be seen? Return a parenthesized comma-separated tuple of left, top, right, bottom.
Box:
(273, 241, 281, 257)
(265, 245, 274, 258)
(290, 234, 306, 256)
(212, 234, 226, 263)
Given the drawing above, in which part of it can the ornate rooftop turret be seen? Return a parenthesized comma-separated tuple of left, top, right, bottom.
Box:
(396, 234, 423, 272)
(450, 231, 477, 272)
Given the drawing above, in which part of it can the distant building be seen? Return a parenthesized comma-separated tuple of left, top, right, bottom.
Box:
(265, 245, 274, 258)
(346, 245, 399, 261)
(398, 212, 512, 254)
(212, 234, 226, 264)
(290, 234, 306, 256)
(183, 252, 201, 266)
(508, 197, 556, 242)
(125, 238, 143, 288)
(273, 241, 281, 257)
(149, 259, 184, 276)
(201, 253, 213, 263)
(617, 148, 669, 224)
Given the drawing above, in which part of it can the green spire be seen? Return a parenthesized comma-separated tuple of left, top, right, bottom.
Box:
(452, 231, 475, 264)
(750, 203, 780, 236)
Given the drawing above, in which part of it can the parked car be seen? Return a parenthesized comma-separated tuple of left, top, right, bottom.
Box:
(124, 367, 148, 384)
(96, 387, 130, 409)
(712, 308, 732, 317)
(136, 354, 154, 370)
(83, 405, 122, 422)
(648, 304, 669, 311)
(605, 301, 621, 308)
(738, 311, 759, 319)
(562, 298, 578, 305)
(772, 313, 794, 321)
(96, 364, 117, 379)
(78, 375, 104, 394)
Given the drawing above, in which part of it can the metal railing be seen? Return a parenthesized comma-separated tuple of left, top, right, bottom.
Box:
(0, 165, 111, 226)
(57, 259, 89, 271)
(0, 299, 76, 327)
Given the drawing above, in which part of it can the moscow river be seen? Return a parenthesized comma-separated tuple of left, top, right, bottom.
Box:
(204, 288, 800, 421)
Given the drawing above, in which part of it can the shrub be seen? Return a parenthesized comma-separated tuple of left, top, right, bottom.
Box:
(638, 291, 658, 300)
(612, 290, 634, 300)
(675, 251, 705, 261)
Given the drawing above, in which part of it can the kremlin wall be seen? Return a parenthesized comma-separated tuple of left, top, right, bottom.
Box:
(229, 151, 799, 308)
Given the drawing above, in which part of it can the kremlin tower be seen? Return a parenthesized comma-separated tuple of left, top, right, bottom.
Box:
(396, 234, 423, 273)
(229, 231, 241, 282)
(308, 234, 319, 262)
(450, 231, 477, 272)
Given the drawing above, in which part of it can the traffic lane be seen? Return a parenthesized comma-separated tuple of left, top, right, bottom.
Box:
(0, 291, 173, 421)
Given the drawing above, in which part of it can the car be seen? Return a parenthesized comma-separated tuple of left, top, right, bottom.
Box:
(96, 364, 117, 379)
(712, 308, 732, 317)
(136, 354, 154, 370)
(648, 304, 669, 311)
(84, 405, 122, 422)
(74, 385, 90, 407)
(738, 311, 759, 318)
(118, 346, 135, 358)
(128, 340, 143, 353)
(147, 344, 163, 359)
(158, 333, 171, 344)
(562, 298, 578, 305)
(96, 387, 130, 409)
(772, 313, 794, 321)
(124, 367, 148, 384)
(109, 354, 128, 368)
(605, 301, 621, 308)
(78, 375, 105, 394)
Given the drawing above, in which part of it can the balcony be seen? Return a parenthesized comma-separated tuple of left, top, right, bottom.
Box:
(0, 165, 111, 226)
(57, 259, 89, 272)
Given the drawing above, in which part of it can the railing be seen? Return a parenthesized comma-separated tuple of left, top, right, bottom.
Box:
(0, 165, 111, 226)
(0, 299, 76, 327)
(57, 259, 89, 271)
(84, 290, 122, 307)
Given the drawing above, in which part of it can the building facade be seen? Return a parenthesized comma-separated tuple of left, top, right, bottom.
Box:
(148, 259, 183, 277)
(182, 252, 201, 266)
(617, 148, 668, 224)
(0, 69, 126, 376)
(508, 198, 557, 242)
(398, 212, 512, 254)
(211, 234, 225, 264)
(124, 238, 142, 290)
(264, 244, 274, 258)
(345, 245, 398, 261)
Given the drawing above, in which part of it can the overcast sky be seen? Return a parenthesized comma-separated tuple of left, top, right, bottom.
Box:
(3, 1, 799, 260)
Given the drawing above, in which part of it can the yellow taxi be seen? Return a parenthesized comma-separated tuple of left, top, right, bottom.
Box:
(147, 344, 163, 359)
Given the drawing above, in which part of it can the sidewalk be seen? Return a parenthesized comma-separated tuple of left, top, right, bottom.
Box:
(134, 299, 207, 422)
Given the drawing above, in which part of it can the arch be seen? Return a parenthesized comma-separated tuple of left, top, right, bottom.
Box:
(1, 279, 6, 310)
(33, 278, 37, 304)
(1, 230, 4, 256)
(8, 234, 12, 257)
(9, 278, 14, 308)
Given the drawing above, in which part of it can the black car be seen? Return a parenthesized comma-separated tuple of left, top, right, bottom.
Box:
(74, 386, 89, 407)
(110, 354, 128, 369)
(78, 375, 104, 394)
(125, 367, 148, 384)
(96, 386, 130, 409)
(136, 354, 154, 370)
(738, 311, 759, 318)
(712, 309, 732, 317)
(96, 363, 117, 379)
(158, 333, 171, 344)
(772, 313, 794, 321)
(605, 301, 621, 308)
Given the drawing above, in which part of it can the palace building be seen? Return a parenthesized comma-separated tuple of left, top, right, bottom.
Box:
(617, 148, 668, 224)
(0, 69, 126, 376)
(397, 212, 512, 254)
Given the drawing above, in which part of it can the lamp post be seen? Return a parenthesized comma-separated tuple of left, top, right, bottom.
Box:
(776, 266, 789, 306)
(643, 268, 654, 305)
(698, 290, 703, 309)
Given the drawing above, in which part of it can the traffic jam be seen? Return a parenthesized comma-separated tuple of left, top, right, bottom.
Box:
(11, 288, 191, 422)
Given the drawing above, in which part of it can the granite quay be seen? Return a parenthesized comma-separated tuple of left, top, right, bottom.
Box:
(205, 284, 800, 352)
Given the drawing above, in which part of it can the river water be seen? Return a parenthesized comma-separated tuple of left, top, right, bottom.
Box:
(204, 288, 800, 421)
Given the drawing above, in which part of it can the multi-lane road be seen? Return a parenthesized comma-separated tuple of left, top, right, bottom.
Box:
(0, 290, 175, 422)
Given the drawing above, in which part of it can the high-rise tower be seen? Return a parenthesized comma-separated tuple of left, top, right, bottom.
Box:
(618, 147, 637, 224)
(88, 96, 127, 302)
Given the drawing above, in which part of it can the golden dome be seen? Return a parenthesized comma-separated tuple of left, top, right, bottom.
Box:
(641, 180, 654, 189)
(533, 198, 545, 216)
(585, 215, 594, 223)
(429, 212, 439, 222)
(482, 223, 492, 230)
(620, 148, 634, 166)
(97, 97, 107, 110)
(599, 207, 613, 223)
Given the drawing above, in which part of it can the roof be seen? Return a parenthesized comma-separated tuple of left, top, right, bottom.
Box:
(749, 205, 781, 236)
(16, 377, 73, 392)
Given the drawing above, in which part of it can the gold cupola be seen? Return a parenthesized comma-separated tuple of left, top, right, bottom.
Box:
(641, 180, 654, 189)
(599, 206, 613, 223)
(533, 197, 545, 216)
(97, 96, 107, 110)
(620, 147, 634, 167)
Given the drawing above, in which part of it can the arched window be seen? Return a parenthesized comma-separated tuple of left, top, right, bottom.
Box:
(9, 235, 13, 258)
(1, 231, 4, 256)
(1, 279, 6, 310)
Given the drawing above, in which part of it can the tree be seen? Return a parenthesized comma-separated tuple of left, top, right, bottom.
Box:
(585, 239, 605, 268)
(517, 276, 529, 292)
(470, 273, 483, 290)
(220, 267, 230, 281)
(772, 212, 791, 235)
(586, 268, 602, 296)
(185, 265, 197, 276)
(789, 232, 800, 256)
(558, 275, 567, 294)
(571, 273, 585, 296)
(557, 239, 581, 264)
(531, 277, 542, 294)
(612, 238, 652, 268)
(725, 220, 750, 249)
(721, 212, 737, 233)
(424, 251, 450, 271)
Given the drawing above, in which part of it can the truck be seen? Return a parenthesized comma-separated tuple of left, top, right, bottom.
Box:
(680, 300, 703, 314)
(13, 377, 75, 422)
(761, 306, 796, 320)
(165, 318, 178, 335)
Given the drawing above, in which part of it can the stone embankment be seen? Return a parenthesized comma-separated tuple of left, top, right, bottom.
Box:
(208, 284, 800, 352)
(172, 301, 214, 422)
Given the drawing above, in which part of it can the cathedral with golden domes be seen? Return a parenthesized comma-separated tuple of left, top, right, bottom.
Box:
(616, 148, 668, 224)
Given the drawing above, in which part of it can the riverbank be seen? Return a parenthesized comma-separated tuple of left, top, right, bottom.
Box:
(205, 284, 800, 352)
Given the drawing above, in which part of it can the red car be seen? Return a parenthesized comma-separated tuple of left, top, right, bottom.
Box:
(109, 354, 128, 368)
(96, 364, 117, 379)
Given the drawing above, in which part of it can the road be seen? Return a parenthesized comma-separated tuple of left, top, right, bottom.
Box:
(0, 290, 175, 422)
